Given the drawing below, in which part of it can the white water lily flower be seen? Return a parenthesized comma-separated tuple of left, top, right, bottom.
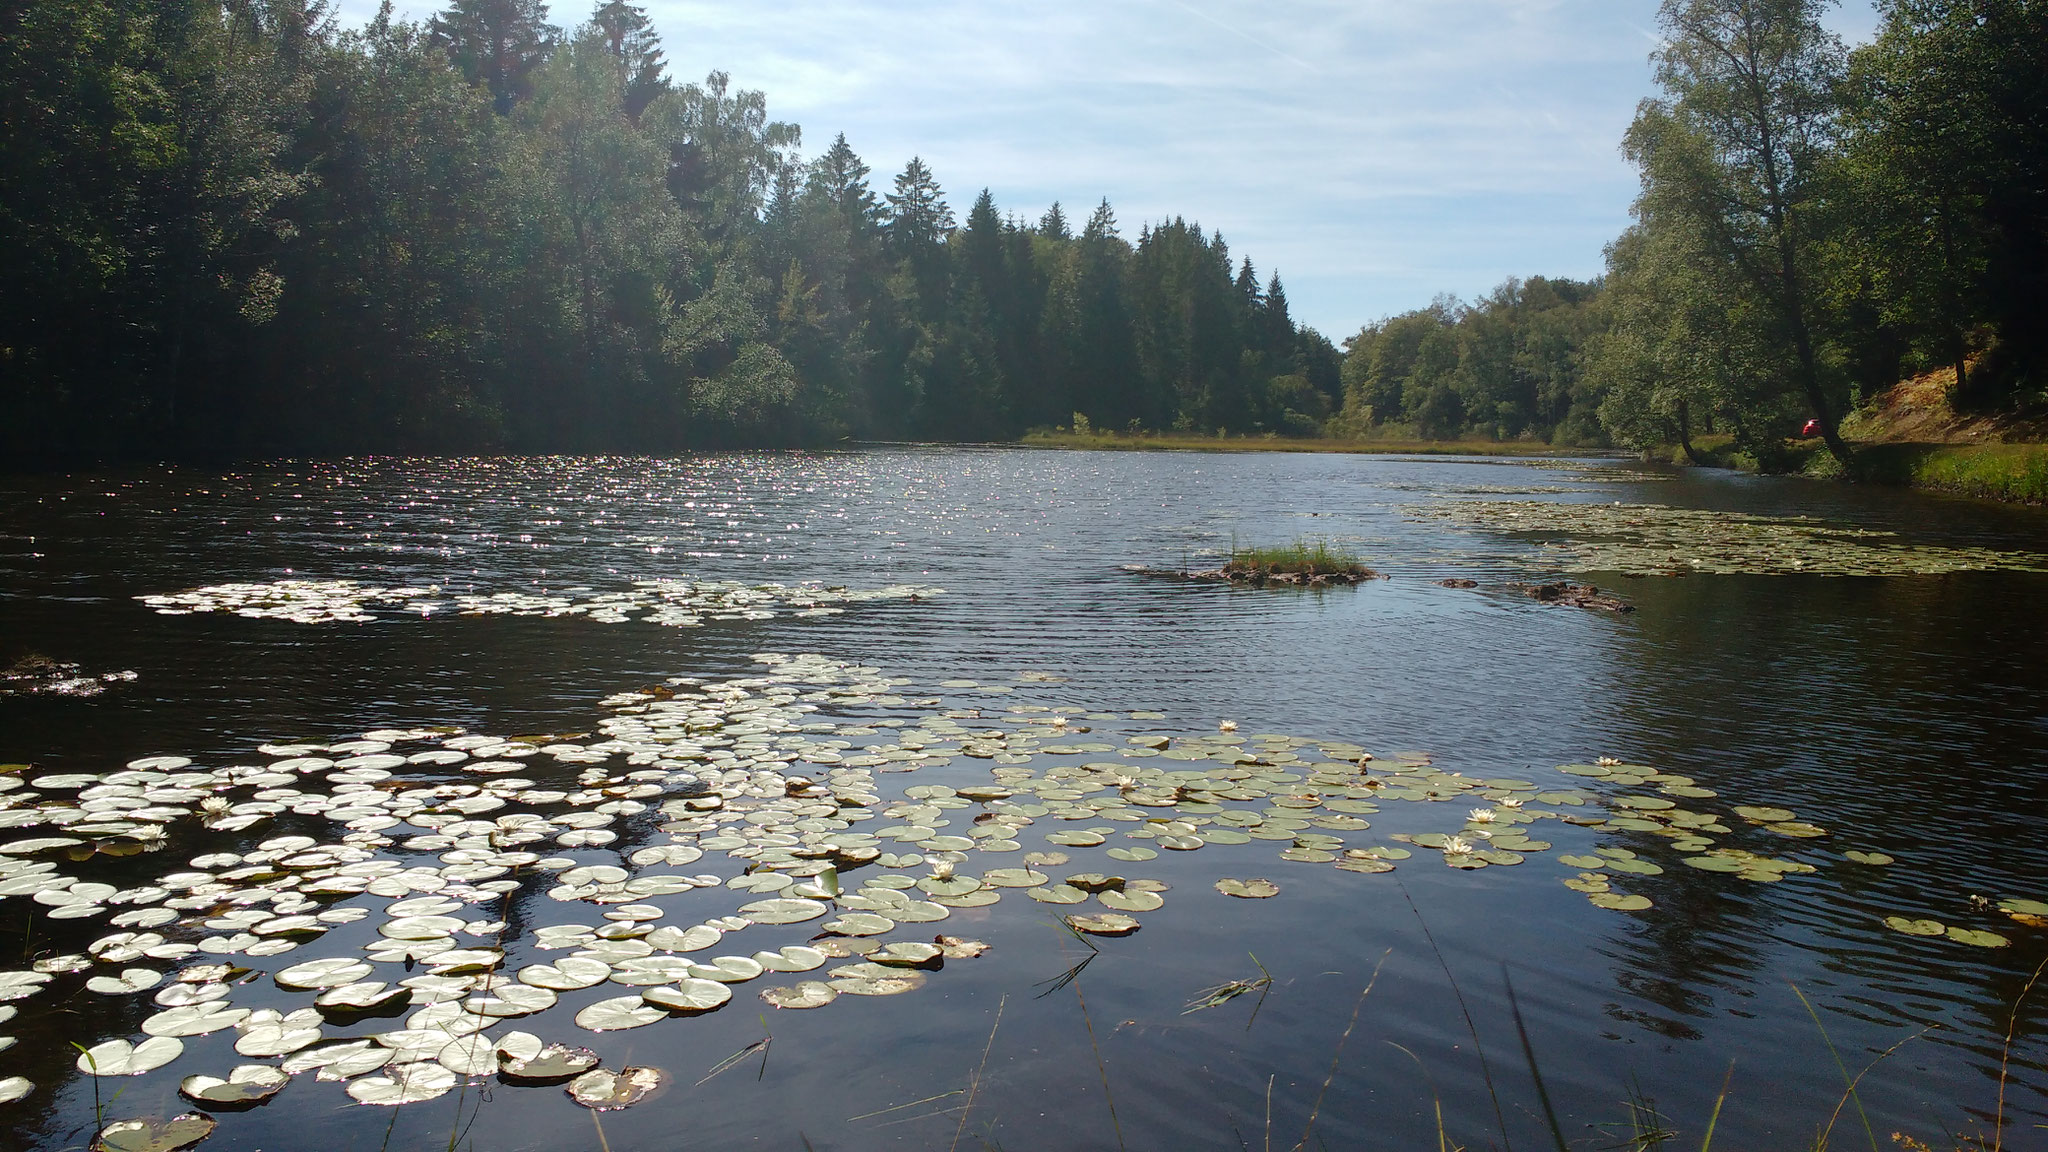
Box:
(1499, 796, 1525, 809)
(1442, 837, 1475, 856)
(1467, 808, 1496, 824)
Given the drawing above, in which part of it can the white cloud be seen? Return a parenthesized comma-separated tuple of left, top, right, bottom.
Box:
(328, 0, 1880, 336)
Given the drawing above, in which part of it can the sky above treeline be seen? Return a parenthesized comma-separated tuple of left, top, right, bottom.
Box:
(333, 0, 1881, 339)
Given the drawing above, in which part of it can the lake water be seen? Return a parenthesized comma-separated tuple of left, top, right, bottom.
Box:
(2, 447, 2046, 1151)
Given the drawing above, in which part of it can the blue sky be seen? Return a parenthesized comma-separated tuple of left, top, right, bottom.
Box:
(333, 0, 1879, 340)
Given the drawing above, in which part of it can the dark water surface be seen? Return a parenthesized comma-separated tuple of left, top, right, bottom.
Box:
(2, 448, 2046, 1151)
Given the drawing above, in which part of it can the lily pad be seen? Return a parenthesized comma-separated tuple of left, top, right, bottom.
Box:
(567, 1066, 665, 1111)
(1587, 892, 1653, 911)
(1946, 927, 2010, 948)
(574, 995, 666, 1032)
(1883, 916, 1946, 937)
(179, 1065, 289, 1108)
(345, 1062, 459, 1105)
(761, 981, 838, 1009)
(1214, 878, 1279, 899)
(735, 898, 828, 925)
(275, 957, 373, 991)
(87, 968, 164, 995)
(93, 1114, 216, 1152)
(518, 958, 611, 990)
(1100, 889, 1164, 912)
(79, 1036, 185, 1076)
(1065, 913, 1141, 937)
(499, 1043, 600, 1084)
(820, 913, 894, 937)
(643, 979, 733, 1013)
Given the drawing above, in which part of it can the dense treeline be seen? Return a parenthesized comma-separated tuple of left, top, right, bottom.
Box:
(2, 0, 2039, 465)
(0, 0, 1341, 462)
(1331, 0, 2046, 463)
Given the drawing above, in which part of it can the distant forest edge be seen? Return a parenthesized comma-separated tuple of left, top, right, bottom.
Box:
(2, 0, 2041, 466)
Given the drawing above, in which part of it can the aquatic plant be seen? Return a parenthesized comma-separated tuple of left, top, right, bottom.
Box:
(0, 652, 2031, 1148)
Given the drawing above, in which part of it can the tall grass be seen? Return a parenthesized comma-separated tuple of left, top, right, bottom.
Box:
(1223, 540, 1374, 579)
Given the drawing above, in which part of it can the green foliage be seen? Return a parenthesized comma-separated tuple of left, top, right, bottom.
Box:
(1223, 540, 1373, 579)
(2, 1, 2036, 466)
(1333, 282, 1607, 444)
(0, 0, 1336, 464)
(1587, 0, 2048, 464)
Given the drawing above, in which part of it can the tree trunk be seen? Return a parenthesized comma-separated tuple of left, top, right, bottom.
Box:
(1677, 397, 1705, 465)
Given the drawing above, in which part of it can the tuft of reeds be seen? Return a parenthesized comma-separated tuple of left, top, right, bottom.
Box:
(1222, 540, 1376, 581)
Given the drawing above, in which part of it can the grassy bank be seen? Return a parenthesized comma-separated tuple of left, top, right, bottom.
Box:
(1837, 441, 2048, 503)
(1018, 429, 1603, 457)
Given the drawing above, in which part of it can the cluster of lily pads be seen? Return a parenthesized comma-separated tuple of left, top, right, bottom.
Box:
(134, 578, 942, 627)
(0, 653, 2035, 1150)
(0, 655, 137, 699)
(1407, 500, 2048, 576)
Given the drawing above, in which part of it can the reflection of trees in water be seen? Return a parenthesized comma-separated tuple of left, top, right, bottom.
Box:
(1591, 852, 1781, 1041)
(1583, 569, 2048, 1110)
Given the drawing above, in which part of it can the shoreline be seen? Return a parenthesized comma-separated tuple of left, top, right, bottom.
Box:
(1014, 431, 1609, 458)
(1018, 430, 2048, 505)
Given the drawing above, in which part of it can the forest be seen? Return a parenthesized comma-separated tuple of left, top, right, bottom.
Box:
(1, 0, 2041, 465)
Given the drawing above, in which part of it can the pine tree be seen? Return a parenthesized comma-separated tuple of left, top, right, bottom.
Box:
(588, 0, 667, 120)
(1038, 201, 1070, 240)
(429, 0, 556, 113)
(884, 157, 954, 253)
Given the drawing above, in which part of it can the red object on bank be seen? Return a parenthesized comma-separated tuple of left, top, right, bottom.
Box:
(1801, 419, 1820, 437)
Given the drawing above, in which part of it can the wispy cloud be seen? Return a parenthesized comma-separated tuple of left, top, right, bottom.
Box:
(329, 0, 1879, 335)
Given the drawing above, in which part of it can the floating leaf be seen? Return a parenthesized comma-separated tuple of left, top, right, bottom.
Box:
(752, 946, 827, 973)
(1883, 916, 1946, 938)
(315, 982, 408, 1015)
(567, 1066, 665, 1111)
(735, 898, 828, 925)
(275, 958, 372, 991)
(643, 979, 732, 1014)
(935, 936, 990, 959)
(870, 942, 943, 968)
(0, 1076, 30, 1103)
(1586, 893, 1652, 912)
(1843, 850, 1894, 866)
(1100, 889, 1163, 912)
(93, 1113, 216, 1152)
(345, 1063, 459, 1106)
(1214, 878, 1279, 899)
(518, 958, 611, 991)
(1026, 884, 1088, 905)
(87, 968, 164, 995)
(79, 1035, 185, 1076)
(1065, 913, 1141, 937)
(761, 981, 838, 1009)
(643, 925, 723, 952)
(499, 1043, 600, 1084)
(434, 1034, 502, 1077)
(0, 971, 53, 1002)
(1946, 927, 2010, 948)
(820, 913, 893, 937)
(574, 996, 666, 1032)
(178, 1065, 288, 1108)
(828, 971, 926, 996)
